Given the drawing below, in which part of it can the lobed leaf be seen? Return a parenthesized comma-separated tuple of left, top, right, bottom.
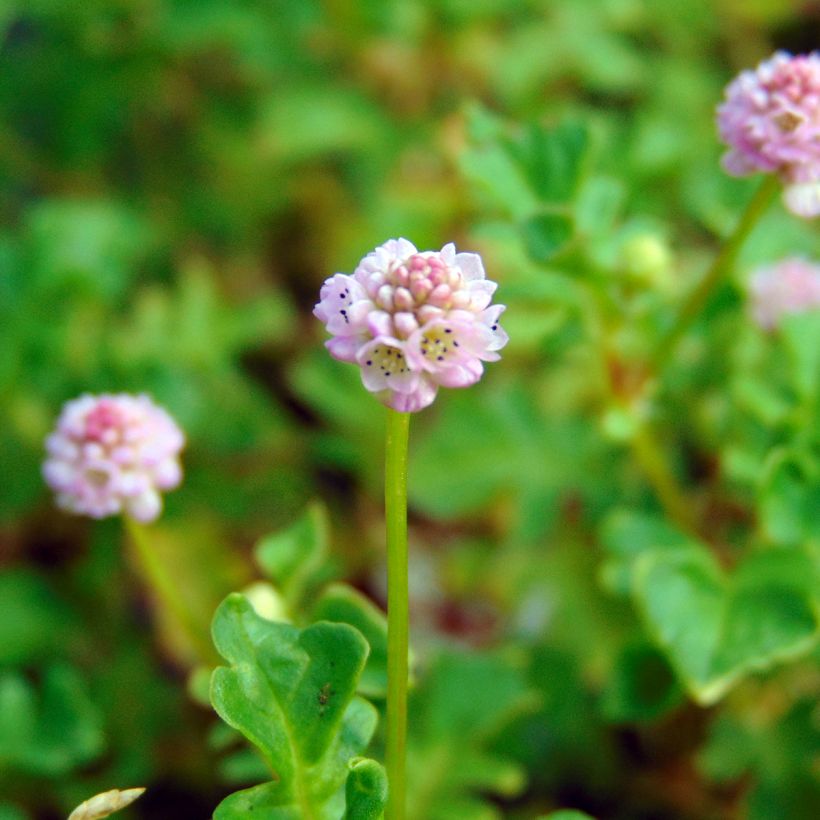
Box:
(634, 546, 820, 705)
(210, 594, 377, 819)
(312, 585, 389, 700)
(255, 503, 331, 610)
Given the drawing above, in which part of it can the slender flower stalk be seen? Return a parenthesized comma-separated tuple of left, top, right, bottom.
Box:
(124, 516, 215, 663)
(653, 174, 778, 370)
(629, 422, 697, 533)
(315, 239, 507, 816)
(384, 409, 410, 820)
(593, 302, 697, 536)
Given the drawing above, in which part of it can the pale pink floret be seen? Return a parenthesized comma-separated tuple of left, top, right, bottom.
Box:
(717, 51, 820, 217)
(314, 239, 508, 411)
(313, 274, 373, 336)
(748, 257, 820, 330)
(43, 394, 185, 522)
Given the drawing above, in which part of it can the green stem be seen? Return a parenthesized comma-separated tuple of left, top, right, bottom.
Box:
(384, 408, 411, 820)
(630, 421, 697, 534)
(123, 516, 214, 663)
(654, 175, 779, 371)
(591, 287, 697, 536)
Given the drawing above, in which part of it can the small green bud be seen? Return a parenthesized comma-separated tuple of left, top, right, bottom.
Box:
(619, 233, 672, 288)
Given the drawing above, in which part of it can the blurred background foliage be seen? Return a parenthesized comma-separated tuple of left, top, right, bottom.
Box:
(1, 0, 819, 818)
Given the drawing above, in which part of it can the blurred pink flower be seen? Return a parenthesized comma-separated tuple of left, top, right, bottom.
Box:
(717, 51, 820, 217)
(748, 257, 820, 330)
(43, 394, 184, 522)
(314, 239, 507, 412)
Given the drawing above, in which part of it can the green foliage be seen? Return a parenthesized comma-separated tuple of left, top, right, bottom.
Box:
(0, 570, 77, 666)
(410, 384, 609, 540)
(461, 108, 592, 261)
(254, 505, 390, 699)
(0, 665, 104, 777)
(759, 450, 820, 548)
(699, 695, 820, 819)
(313, 586, 389, 700)
(601, 642, 683, 722)
(256, 503, 334, 611)
(406, 650, 535, 820)
(522, 213, 575, 263)
(345, 758, 388, 820)
(3, 0, 820, 817)
(634, 545, 819, 705)
(600, 510, 820, 704)
(211, 594, 377, 818)
(0, 804, 27, 820)
(599, 509, 691, 597)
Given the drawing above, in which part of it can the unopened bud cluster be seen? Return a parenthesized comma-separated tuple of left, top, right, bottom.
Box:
(314, 239, 508, 412)
(43, 394, 184, 522)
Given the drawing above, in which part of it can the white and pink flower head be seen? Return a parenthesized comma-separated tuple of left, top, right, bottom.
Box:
(717, 51, 820, 218)
(748, 257, 820, 330)
(314, 239, 508, 412)
(43, 393, 185, 522)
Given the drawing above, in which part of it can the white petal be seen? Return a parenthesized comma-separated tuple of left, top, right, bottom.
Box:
(455, 252, 486, 281)
(783, 181, 820, 218)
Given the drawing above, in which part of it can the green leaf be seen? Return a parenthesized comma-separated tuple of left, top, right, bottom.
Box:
(598, 510, 691, 596)
(510, 120, 591, 205)
(458, 142, 539, 220)
(345, 758, 387, 820)
(311, 584, 389, 699)
(0, 804, 27, 820)
(634, 546, 820, 705)
(0, 665, 105, 777)
(698, 698, 820, 820)
(459, 109, 592, 221)
(601, 642, 683, 722)
(258, 85, 387, 164)
(255, 503, 332, 610)
(781, 312, 820, 402)
(407, 650, 535, 819)
(210, 594, 377, 819)
(521, 212, 574, 262)
(575, 176, 625, 237)
(0, 570, 76, 665)
(537, 812, 597, 820)
(410, 384, 605, 539)
(758, 451, 820, 548)
(25, 199, 151, 300)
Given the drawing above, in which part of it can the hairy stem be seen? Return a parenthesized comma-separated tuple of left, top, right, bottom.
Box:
(385, 408, 411, 820)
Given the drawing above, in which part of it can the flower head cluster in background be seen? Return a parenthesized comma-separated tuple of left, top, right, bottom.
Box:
(43, 394, 184, 522)
(748, 257, 820, 330)
(717, 51, 820, 217)
(314, 239, 508, 412)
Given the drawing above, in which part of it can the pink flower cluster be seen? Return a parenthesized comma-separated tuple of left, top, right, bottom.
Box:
(43, 394, 184, 522)
(314, 239, 508, 412)
(749, 257, 820, 330)
(717, 51, 820, 218)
